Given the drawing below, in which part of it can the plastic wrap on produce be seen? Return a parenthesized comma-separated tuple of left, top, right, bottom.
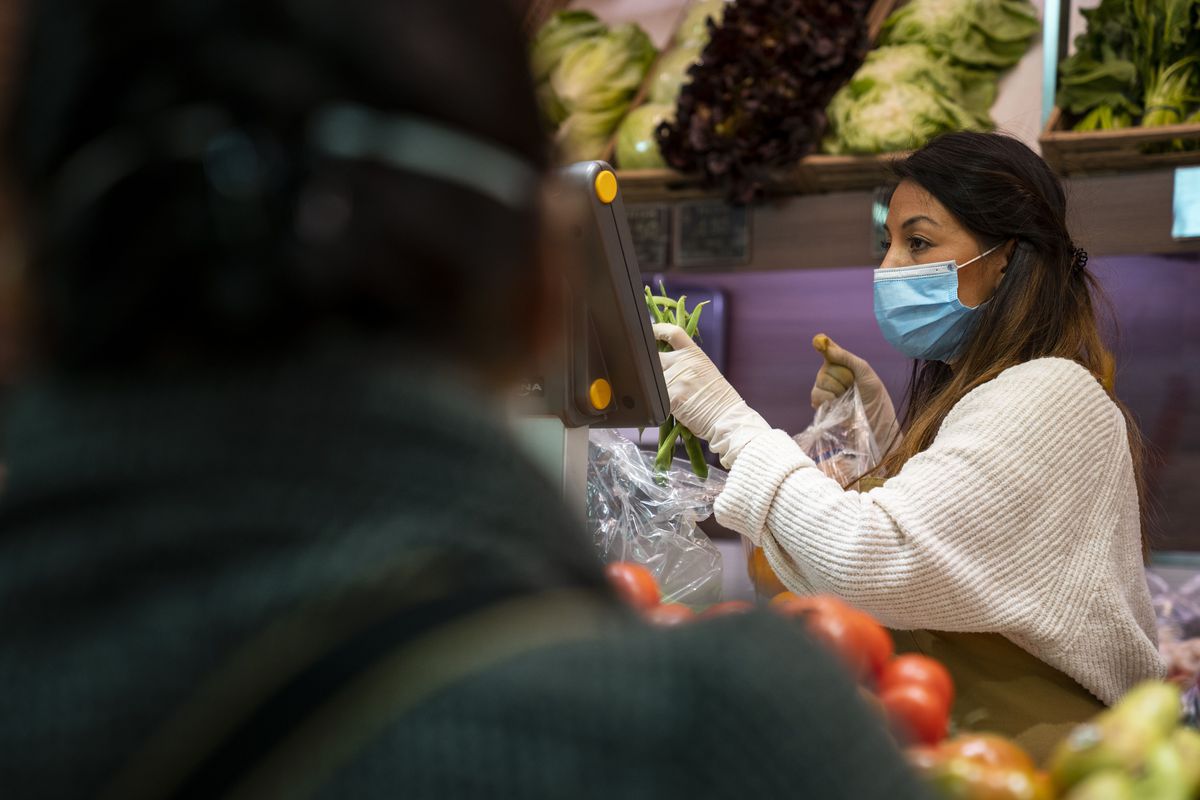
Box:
(587, 429, 724, 607)
(792, 384, 880, 487)
(1148, 568, 1200, 703)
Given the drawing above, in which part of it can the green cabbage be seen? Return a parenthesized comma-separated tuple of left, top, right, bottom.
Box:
(551, 23, 657, 114)
(531, 11, 606, 84)
(847, 44, 996, 118)
(824, 80, 990, 155)
(647, 46, 704, 105)
(881, 0, 1040, 69)
(676, 0, 727, 48)
(555, 106, 628, 163)
(615, 103, 673, 169)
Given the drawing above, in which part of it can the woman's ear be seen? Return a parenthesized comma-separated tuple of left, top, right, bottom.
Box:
(1000, 239, 1017, 273)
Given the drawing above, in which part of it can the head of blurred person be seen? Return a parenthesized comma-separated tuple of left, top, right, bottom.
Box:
(3, 0, 555, 389)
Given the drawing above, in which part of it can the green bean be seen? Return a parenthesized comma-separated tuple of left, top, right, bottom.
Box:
(684, 301, 708, 338)
(654, 421, 683, 472)
(645, 288, 668, 323)
(682, 431, 709, 479)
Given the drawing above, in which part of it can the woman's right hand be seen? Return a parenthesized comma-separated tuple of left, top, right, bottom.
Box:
(811, 334, 902, 452)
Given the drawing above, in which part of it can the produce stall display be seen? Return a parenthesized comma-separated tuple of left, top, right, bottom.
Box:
(821, 0, 1039, 155)
(602, 563, 1200, 800)
(1040, 0, 1200, 173)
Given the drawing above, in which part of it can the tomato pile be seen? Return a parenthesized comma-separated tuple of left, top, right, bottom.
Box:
(603, 562, 1200, 800)
(603, 561, 955, 748)
(769, 591, 954, 747)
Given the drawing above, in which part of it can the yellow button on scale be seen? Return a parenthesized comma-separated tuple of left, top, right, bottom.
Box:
(594, 170, 618, 204)
(589, 379, 613, 411)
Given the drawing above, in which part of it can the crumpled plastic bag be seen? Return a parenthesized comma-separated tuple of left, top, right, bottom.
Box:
(746, 385, 881, 597)
(1147, 569, 1200, 700)
(587, 429, 725, 607)
(791, 384, 881, 488)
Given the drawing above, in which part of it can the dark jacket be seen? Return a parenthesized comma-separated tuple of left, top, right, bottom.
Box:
(0, 347, 929, 799)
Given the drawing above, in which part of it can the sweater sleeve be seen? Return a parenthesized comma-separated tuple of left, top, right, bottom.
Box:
(715, 358, 1129, 646)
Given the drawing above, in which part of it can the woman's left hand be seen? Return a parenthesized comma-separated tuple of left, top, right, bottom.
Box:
(654, 323, 770, 466)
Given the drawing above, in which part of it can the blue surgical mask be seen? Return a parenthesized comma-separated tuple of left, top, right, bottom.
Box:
(873, 243, 1001, 362)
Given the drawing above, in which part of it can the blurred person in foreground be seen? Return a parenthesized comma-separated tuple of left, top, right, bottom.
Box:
(0, 1, 930, 798)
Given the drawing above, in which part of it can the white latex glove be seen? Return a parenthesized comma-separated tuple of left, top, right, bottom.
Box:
(811, 333, 902, 452)
(654, 323, 771, 468)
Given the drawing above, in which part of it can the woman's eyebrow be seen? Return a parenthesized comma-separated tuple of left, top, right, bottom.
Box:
(902, 215, 939, 229)
(902, 214, 940, 230)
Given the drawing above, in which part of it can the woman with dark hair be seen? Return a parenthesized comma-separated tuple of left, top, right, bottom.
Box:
(0, 0, 932, 797)
(657, 132, 1165, 758)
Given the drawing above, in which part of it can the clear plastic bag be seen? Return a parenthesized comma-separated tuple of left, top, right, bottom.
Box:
(587, 429, 725, 607)
(791, 384, 881, 488)
(1148, 569, 1200, 693)
(745, 385, 881, 597)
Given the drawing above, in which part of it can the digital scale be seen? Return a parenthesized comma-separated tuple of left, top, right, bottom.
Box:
(510, 162, 671, 512)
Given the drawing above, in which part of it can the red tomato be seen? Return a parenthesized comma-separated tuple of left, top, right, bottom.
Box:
(800, 607, 871, 682)
(604, 562, 660, 610)
(699, 600, 755, 618)
(771, 595, 872, 682)
(644, 603, 696, 627)
(771, 594, 850, 618)
(940, 734, 1035, 772)
(880, 683, 949, 746)
(880, 654, 955, 710)
(848, 610, 894, 684)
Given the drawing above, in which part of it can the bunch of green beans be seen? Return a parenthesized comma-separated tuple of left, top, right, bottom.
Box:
(645, 283, 710, 480)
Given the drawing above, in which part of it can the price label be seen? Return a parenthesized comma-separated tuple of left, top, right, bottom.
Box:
(674, 201, 750, 268)
(625, 203, 671, 270)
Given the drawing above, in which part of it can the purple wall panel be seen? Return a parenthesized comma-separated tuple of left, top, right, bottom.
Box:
(675, 254, 1200, 550)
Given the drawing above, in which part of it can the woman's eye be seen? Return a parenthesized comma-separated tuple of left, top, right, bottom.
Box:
(909, 237, 929, 252)
(879, 240, 891, 251)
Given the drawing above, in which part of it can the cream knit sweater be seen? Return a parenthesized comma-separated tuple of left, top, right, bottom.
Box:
(715, 357, 1165, 705)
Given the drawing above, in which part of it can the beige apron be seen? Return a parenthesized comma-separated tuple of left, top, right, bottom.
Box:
(893, 629, 1106, 765)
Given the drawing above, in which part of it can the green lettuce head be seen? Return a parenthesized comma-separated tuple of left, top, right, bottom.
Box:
(551, 23, 657, 114)
(824, 81, 991, 155)
(531, 11, 606, 84)
(647, 46, 704, 105)
(616, 103, 673, 169)
(555, 105, 627, 163)
(849, 45, 997, 116)
(881, 0, 1040, 69)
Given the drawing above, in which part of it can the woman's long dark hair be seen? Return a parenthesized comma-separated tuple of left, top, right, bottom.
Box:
(878, 132, 1149, 552)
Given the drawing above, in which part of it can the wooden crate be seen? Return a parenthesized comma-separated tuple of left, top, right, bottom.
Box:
(1040, 107, 1200, 176)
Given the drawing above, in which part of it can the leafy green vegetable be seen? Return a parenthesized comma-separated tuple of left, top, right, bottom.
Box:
(531, 11, 606, 84)
(881, 0, 1040, 70)
(824, 79, 989, 155)
(647, 45, 704, 105)
(1129, 0, 1200, 131)
(531, 15, 657, 163)
(1073, 104, 1134, 131)
(1057, 0, 1200, 140)
(822, 45, 994, 154)
(551, 24, 656, 114)
(676, 0, 728, 48)
(616, 103, 673, 169)
(555, 105, 628, 163)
